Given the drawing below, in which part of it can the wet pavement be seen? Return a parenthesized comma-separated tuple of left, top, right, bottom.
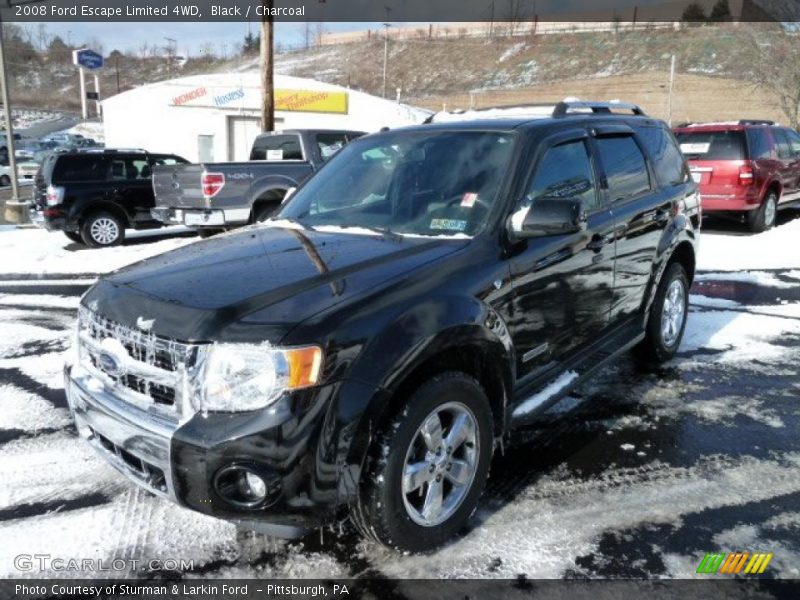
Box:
(0, 225, 799, 580)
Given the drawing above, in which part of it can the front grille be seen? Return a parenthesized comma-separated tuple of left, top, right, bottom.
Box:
(78, 306, 200, 416)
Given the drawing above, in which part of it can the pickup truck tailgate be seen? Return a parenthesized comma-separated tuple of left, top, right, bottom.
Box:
(153, 164, 208, 209)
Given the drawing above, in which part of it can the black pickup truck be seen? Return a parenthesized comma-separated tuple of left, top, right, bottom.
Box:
(151, 129, 364, 234)
(66, 102, 699, 552)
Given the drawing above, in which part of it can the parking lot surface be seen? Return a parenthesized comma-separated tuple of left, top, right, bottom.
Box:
(1, 215, 799, 579)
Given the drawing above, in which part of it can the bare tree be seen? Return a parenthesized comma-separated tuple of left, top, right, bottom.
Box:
(504, 0, 530, 37)
(739, 24, 800, 129)
(314, 22, 327, 47)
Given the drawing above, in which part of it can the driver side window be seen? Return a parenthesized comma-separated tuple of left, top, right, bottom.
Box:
(527, 140, 599, 211)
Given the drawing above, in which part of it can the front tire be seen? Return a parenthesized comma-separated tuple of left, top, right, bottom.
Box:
(747, 190, 778, 233)
(352, 372, 493, 552)
(635, 262, 689, 366)
(80, 212, 125, 248)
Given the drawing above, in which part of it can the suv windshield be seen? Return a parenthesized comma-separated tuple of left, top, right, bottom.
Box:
(675, 130, 746, 160)
(278, 130, 516, 237)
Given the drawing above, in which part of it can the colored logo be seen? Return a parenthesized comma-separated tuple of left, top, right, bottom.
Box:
(696, 552, 773, 575)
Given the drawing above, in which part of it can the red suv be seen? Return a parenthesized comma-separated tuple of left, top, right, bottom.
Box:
(674, 120, 800, 232)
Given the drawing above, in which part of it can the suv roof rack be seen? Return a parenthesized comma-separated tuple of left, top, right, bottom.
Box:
(425, 100, 647, 124)
(76, 148, 146, 154)
(738, 119, 775, 126)
(552, 100, 646, 117)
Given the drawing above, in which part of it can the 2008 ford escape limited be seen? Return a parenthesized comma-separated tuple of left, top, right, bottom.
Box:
(66, 101, 700, 551)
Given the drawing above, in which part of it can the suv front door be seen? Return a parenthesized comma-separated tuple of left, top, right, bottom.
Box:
(508, 130, 616, 382)
(106, 154, 158, 224)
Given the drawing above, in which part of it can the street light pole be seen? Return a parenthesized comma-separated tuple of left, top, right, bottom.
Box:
(0, 16, 20, 207)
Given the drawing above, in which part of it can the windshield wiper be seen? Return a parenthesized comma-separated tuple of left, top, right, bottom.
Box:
(340, 224, 403, 242)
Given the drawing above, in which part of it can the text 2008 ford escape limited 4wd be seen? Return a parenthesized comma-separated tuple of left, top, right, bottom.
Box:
(66, 101, 699, 552)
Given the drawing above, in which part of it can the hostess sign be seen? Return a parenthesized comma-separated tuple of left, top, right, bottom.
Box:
(73, 48, 104, 70)
(170, 86, 348, 114)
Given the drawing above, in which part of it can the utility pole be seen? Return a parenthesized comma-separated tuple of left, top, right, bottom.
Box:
(667, 54, 676, 125)
(260, 0, 275, 131)
(382, 22, 392, 98)
(0, 16, 21, 220)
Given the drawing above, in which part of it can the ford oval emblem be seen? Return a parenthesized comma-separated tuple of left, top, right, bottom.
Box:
(97, 351, 123, 377)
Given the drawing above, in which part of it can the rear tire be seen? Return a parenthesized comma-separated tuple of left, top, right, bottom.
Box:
(351, 372, 493, 552)
(63, 231, 83, 244)
(197, 228, 222, 239)
(80, 211, 125, 248)
(747, 190, 778, 233)
(634, 262, 689, 367)
(0, 175, 10, 187)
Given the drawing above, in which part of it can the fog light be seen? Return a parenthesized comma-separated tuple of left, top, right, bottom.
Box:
(240, 471, 267, 501)
(214, 465, 279, 508)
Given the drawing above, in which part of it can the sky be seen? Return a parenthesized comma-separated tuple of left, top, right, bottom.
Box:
(33, 22, 376, 57)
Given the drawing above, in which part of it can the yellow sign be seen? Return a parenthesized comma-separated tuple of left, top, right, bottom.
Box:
(275, 89, 348, 114)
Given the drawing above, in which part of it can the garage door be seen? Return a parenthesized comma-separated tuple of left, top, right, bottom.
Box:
(227, 116, 262, 161)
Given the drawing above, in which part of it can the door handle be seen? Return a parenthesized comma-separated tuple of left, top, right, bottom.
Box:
(654, 209, 670, 224)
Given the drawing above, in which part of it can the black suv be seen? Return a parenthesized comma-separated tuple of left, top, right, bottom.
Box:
(66, 102, 699, 551)
(30, 149, 188, 247)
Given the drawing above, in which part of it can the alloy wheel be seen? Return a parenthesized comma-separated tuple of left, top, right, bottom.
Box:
(90, 217, 120, 245)
(661, 278, 686, 348)
(401, 401, 479, 527)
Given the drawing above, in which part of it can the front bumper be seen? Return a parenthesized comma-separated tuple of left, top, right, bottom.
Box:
(65, 363, 360, 535)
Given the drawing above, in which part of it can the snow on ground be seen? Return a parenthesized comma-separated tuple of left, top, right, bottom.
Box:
(60, 121, 105, 143)
(0, 216, 799, 579)
(0, 226, 195, 276)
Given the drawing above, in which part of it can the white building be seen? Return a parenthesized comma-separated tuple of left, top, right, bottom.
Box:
(102, 73, 431, 162)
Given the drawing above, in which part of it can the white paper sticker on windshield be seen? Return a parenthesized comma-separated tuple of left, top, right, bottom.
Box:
(680, 142, 710, 154)
(266, 149, 284, 160)
(430, 219, 467, 232)
(461, 192, 478, 208)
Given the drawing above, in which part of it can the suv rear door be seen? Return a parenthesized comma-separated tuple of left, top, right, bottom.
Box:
(105, 153, 158, 224)
(774, 129, 800, 203)
(600, 123, 688, 325)
(508, 129, 616, 379)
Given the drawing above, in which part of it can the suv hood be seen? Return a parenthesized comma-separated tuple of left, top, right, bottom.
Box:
(83, 225, 465, 342)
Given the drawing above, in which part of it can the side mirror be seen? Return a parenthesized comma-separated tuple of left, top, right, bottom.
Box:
(511, 197, 588, 239)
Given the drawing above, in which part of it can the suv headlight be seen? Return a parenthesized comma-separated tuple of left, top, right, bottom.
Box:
(197, 343, 323, 413)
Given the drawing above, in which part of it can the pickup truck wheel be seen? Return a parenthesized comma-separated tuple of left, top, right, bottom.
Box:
(80, 212, 125, 248)
(0, 175, 10, 187)
(747, 190, 778, 233)
(352, 372, 493, 552)
(63, 231, 83, 244)
(635, 262, 689, 367)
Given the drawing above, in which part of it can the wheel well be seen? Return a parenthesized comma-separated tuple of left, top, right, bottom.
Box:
(251, 188, 286, 221)
(668, 241, 696, 285)
(384, 345, 508, 439)
(78, 203, 130, 228)
(766, 181, 782, 200)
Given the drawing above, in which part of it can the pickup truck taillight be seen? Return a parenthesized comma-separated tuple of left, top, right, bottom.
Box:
(738, 164, 754, 186)
(46, 185, 64, 206)
(201, 172, 225, 198)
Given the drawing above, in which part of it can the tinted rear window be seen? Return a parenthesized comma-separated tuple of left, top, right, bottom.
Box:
(595, 136, 651, 201)
(675, 130, 746, 160)
(250, 135, 303, 161)
(636, 124, 688, 186)
(746, 128, 773, 159)
(52, 155, 111, 183)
